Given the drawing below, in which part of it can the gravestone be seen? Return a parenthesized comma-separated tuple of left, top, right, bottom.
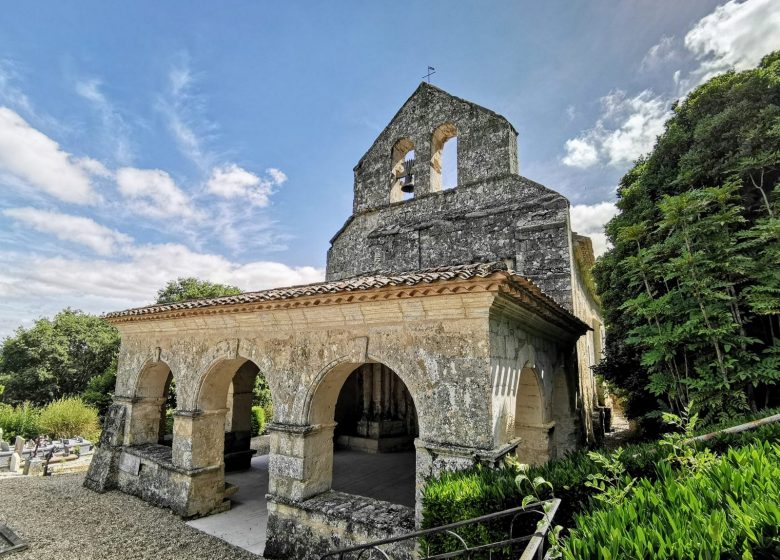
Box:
(9, 437, 24, 473)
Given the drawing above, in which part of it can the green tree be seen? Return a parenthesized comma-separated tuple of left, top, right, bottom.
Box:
(155, 277, 242, 304)
(594, 51, 780, 425)
(0, 309, 120, 406)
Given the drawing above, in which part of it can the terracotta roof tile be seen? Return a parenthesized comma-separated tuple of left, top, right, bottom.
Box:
(104, 262, 585, 333)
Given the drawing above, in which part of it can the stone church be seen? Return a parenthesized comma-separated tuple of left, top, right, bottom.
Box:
(85, 83, 605, 558)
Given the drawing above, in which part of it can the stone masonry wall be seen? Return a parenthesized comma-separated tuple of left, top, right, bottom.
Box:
(328, 174, 574, 309)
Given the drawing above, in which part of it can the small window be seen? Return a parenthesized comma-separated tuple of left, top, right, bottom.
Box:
(431, 123, 457, 192)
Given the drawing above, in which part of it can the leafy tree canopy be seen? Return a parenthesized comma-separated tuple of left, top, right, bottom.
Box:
(594, 51, 780, 426)
(155, 277, 242, 304)
(0, 309, 120, 406)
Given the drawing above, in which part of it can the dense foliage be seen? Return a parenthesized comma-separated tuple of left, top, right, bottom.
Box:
(562, 442, 780, 559)
(422, 411, 780, 533)
(594, 52, 780, 424)
(0, 397, 100, 441)
(0, 402, 41, 440)
(251, 406, 266, 437)
(38, 397, 101, 441)
(155, 277, 242, 304)
(0, 310, 120, 406)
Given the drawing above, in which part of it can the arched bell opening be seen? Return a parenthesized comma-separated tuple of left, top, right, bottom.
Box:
(431, 123, 458, 192)
(390, 138, 416, 203)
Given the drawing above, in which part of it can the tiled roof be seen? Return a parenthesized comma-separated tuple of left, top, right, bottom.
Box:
(103, 262, 585, 332)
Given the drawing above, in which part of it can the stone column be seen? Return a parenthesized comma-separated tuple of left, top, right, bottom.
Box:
(267, 422, 336, 502)
(125, 396, 167, 446)
(382, 365, 392, 419)
(172, 409, 227, 471)
(515, 422, 555, 465)
(372, 363, 383, 418)
(84, 402, 127, 492)
(361, 366, 372, 420)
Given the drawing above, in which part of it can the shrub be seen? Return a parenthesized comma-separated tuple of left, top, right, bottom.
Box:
(81, 361, 117, 418)
(422, 419, 780, 534)
(562, 442, 780, 559)
(0, 402, 41, 441)
(38, 397, 100, 441)
(250, 406, 265, 437)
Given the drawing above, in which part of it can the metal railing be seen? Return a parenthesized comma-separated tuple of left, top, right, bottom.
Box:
(320, 499, 561, 560)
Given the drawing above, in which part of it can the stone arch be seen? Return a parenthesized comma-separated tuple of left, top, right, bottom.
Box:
(430, 122, 458, 192)
(305, 358, 420, 507)
(125, 358, 174, 446)
(170, 354, 271, 471)
(514, 366, 552, 465)
(390, 137, 415, 203)
(303, 354, 424, 435)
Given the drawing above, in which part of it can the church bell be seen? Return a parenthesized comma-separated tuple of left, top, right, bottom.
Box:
(399, 157, 415, 193)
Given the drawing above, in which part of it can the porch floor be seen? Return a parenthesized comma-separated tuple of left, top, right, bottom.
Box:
(186, 449, 416, 557)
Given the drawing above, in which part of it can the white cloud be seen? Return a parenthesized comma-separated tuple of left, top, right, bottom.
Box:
(684, 0, 780, 86)
(562, 90, 669, 169)
(599, 91, 668, 167)
(640, 36, 679, 72)
(570, 201, 618, 257)
(0, 60, 35, 116)
(566, 0, 780, 172)
(206, 164, 287, 207)
(157, 59, 213, 169)
(562, 138, 599, 168)
(0, 243, 325, 337)
(116, 167, 202, 220)
(75, 78, 134, 164)
(0, 107, 100, 204)
(266, 168, 288, 185)
(3, 207, 132, 256)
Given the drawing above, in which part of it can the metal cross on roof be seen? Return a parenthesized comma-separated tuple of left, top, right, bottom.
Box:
(422, 66, 436, 84)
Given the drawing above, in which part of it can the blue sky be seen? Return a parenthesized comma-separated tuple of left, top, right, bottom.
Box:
(1, 0, 779, 337)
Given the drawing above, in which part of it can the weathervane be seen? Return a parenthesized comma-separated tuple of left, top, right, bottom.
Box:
(423, 66, 436, 84)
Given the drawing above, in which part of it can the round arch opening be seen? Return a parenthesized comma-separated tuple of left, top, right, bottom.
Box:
(311, 361, 419, 508)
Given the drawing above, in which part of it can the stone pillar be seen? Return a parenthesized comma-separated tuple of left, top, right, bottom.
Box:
(361, 366, 372, 420)
(515, 422, 555, 465)
(371, 363, 383, 418)
(84, 402, 127, 492)
(224, 386, 255, 471)
(172, 410, 227, 471)
(125, 396, 167, 445)
(267, 422, 336, 502)
(382, 365, 391, 419)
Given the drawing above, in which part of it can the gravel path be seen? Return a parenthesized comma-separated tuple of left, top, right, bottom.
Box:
(0, 473, 262, 559)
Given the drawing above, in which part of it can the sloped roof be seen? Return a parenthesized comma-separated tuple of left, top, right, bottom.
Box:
(104, 262, 586, 334)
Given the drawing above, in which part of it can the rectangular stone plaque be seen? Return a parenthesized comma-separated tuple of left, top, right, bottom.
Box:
(119, 452, 140, 476)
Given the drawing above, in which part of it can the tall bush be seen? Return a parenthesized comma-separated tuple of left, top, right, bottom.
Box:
(594, 51, 780, 423)
(251, 406, 266, 437)
(38, 397, 100, 441)
(0, 402, 40, 440)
